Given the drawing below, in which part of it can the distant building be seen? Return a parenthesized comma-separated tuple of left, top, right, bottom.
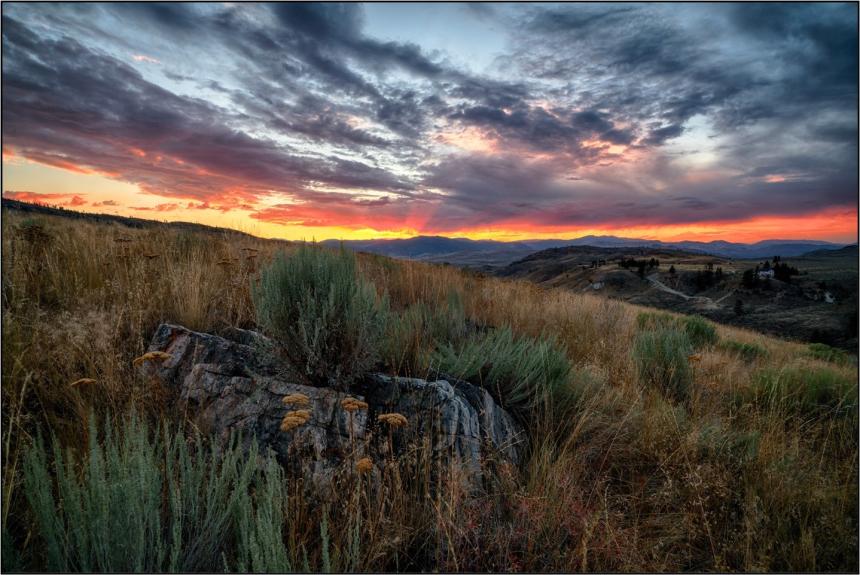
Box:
(824, 291, 835, 304)
(591, 281, 604, 290)
(757, 269, 775, 279)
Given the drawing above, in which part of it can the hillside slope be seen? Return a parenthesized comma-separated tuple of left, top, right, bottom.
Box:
(2, 202, 857, 573)
(497, 244, 859, 350)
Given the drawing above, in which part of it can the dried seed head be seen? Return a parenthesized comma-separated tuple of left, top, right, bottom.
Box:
(377, 413, 408, 428)
(282, 393, 310, 407)
(341, 397, 369, 412)
(133, 351, 172, 367)
(356, 457, 373, 474)
(142, 253, 160, 260)
(280, 409, 311, 432)
(688, 353, 702, 363)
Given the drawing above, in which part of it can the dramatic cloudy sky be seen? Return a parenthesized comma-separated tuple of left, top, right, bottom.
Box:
(2, 2, 857, 241)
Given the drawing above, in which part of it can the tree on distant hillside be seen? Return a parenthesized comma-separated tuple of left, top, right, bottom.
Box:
(669, 265, 676, 275)
(773, 261, 799, 282)
(734, 298, 744, 316)
(742, 269, 755, 288)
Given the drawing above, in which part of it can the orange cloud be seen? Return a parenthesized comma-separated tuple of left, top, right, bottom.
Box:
(3, 190, 87, 207)
(440, 206, 858, 244)
(130, 203, 183, 212)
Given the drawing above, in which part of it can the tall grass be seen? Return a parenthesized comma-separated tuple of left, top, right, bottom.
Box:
(638, 311, 718, 349)
(379, 291, 468, 377)
(431, 327, 573, 420)
(742, 365, 858, 419)
(718, 339, 768, 363)
(2, 208, 858, 572)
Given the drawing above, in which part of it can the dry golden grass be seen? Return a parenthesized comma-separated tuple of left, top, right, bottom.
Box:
(1, 208, 857, 572)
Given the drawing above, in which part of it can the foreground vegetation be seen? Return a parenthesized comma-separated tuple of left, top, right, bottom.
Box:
(2, 208, 857, 572)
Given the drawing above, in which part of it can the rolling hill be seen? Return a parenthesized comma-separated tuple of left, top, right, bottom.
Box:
(324, 234, 847, 267)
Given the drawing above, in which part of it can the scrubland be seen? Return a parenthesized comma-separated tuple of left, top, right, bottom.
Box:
(1, 209, 857, 572)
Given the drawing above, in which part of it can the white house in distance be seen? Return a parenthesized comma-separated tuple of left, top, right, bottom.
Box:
(757, 269, 775, 279)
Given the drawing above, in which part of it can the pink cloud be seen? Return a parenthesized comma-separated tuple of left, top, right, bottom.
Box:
(3, 190, 88, 207)
(131, 54, 161, 64)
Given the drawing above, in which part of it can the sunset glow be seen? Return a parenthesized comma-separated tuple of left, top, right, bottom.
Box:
(2, 3, 857, 244)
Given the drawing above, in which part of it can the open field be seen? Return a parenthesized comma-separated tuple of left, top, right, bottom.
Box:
(1, 206, 858, 572)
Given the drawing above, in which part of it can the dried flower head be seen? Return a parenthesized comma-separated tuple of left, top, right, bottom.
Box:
(282, 393, 310, 407)
(142, 253, 160, 260)
(70, 378, 97, 388)
(356, 457, 373, 474)
(687, 353, 702, 363)
(341, 397, 369, 412)
(133, 350, 172, 367)
(280, 409, 311, 432)
(114, 236, 133, 243)
(377, 413, 408, 428)
(216, 259, 235, 267)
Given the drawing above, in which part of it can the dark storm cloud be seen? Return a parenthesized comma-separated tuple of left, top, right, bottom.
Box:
(2, 3, 856, 232)
(1, 14, 409, 208)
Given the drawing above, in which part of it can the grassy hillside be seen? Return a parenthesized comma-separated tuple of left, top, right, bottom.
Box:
(498, 244, 859, 350)
(1, 206, 857, 572)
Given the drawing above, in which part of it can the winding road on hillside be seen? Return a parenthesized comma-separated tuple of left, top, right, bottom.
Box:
(645, 274, 734, 309)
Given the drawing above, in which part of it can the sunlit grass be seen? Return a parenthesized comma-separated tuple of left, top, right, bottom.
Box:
(1, 208, 857, 572)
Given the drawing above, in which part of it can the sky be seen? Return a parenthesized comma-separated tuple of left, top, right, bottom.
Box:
(2, 2, 858, 243)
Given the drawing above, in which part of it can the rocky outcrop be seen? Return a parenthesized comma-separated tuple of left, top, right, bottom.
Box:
(138, 324, 527, 494)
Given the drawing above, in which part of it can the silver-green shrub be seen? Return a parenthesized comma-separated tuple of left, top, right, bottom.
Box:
(21, 416, 292, 573)
(253, 245, 388, 388)
(633, 328, 694, 402)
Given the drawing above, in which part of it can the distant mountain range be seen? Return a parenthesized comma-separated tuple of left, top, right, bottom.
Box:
(322, 234, 849, 265)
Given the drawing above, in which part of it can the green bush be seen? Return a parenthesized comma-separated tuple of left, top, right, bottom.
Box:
(21, 416, 292, 572)
(719, 339, 768, 362)
(681, 315, 718, 349)
(633, 328, 694, 402)
(253, 245, 388, 388)
(637, 311, 718, 350)
(636, 311, 675, 331)
(381, 292, 467, 377)
(806, 342, 851, 366)
(744, 366, 857, 419)
(431, 326, 572, 419)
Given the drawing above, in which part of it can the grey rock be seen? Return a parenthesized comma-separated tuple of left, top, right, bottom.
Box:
(140, 323, 528, 495)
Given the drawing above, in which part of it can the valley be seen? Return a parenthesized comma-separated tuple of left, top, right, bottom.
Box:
(496, 244, 859, 351)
